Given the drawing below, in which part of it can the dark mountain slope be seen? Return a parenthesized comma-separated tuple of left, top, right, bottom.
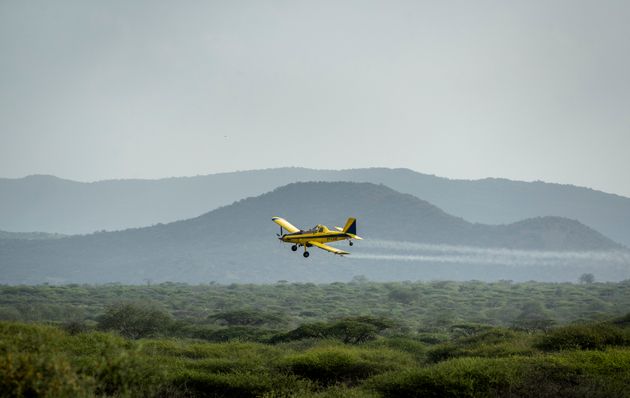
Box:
(0, 182, 624, 285)
(1, 168, 629, 248)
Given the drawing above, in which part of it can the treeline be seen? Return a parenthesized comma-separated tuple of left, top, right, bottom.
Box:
(2, 280, 630, 333)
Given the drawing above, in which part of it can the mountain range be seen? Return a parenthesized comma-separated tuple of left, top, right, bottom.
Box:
(1, 182, 627, 285)
(2, 168, 630, 248)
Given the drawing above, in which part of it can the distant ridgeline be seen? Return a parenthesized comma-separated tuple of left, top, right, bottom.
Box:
(0, 230, 66, 240)
(1, 181, 628, 284)
(1, 168, 630, 247)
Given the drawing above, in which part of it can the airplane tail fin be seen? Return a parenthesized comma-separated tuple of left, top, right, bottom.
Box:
(342, 218, 357, 235)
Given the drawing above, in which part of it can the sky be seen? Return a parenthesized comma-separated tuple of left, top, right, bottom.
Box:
(1, 1, 629, 196)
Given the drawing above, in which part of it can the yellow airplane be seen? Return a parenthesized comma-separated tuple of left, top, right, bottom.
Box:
(272, 216, 363, 257)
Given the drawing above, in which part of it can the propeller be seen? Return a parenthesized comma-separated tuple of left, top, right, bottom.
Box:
(276, 226, 283, 237)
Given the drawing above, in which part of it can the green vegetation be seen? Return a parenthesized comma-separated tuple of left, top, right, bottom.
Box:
(1, 280, 630, 396)
(2, 280, 630, 329)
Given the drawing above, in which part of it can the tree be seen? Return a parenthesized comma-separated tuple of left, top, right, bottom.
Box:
(208, 310, 285, 326)
(350, 275, 369, 284)
(327, 320, 378, 344)
(512, 302, 556, 332)
(579, 273, 595, 284)
(97, 302, 172, 339)
(388, 288, 418, 304)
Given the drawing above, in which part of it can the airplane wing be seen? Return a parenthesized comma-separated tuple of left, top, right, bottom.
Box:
(272, 217, 300, 233)
(308, 241, 350, 255)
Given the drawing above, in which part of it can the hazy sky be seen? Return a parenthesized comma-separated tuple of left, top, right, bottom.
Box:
(1, 1, 629, 196)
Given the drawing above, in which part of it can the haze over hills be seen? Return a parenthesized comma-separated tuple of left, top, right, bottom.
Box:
(1, 182, 627, 285)
(0, 230, 66, 240)
(1, 168, 630, 248)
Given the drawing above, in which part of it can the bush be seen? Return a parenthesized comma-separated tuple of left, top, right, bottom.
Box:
(190, 326, 279, 342)
(271, 316, 394, 344)
(514, 350, 630, 398)
(611, 312, 630, 328)
(208, 310, 286, 327)
(536, 323, 630, 351)
(90, 350, 167, 397)
(271, 322, 329, 343)
(327, 320, 379, 344)
(61, 320, 90, 335)
(172, 371, 310, 398)
(368, 357, 520, 398)
(369, 337, 427, 361)
(138, 339, 285, 372)
(97, 301, 173, 339)
(279, 345, 411, 386)
(0, 352, 91, 397)
(426, 328, 534, 363)
(173, 370, 272, 398)
(369, 350, 630, 398)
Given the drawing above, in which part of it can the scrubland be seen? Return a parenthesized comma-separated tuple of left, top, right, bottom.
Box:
(2, 280, 630, 397)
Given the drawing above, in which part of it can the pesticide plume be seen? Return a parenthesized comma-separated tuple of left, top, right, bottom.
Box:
(351, 240, 630, 267)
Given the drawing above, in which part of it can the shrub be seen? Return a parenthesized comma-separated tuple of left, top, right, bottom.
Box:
(388, 288, 418, 304)
(191, 326, 279, 342)
(138, 339, 285, 372)
(270, 322, 329, 343)
(61, 320, 90, 335)
(174, 370, 273, 398)
(416, 332, 449, 345)
(370, 337, 427, 361)
(89, 350, 167, 397)
(0, 351, 91, 397)
(536, 323, 630, 351)
(326, 320, 379, 344)
(271, 316, 395, 344)
(611, 312, 630, 328)
(97, 301, 173, 339)
(279, 345, 410, 386)
(369, 351, 630, 398)
(426, 328, 534, 363)
(172, 371, 310, 398)
(208, 310, 286, 327)
(368, 357, 521, 398)
(514, 350, 630, 398)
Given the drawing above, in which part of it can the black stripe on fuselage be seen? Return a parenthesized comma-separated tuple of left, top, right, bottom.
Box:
(283, 233, 347, 240)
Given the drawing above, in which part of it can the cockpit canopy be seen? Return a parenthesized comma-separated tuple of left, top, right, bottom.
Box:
(308, 224, 328, 233)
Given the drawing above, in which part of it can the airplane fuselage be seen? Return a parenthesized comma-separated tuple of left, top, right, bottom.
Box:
(280, 232, 350, 245)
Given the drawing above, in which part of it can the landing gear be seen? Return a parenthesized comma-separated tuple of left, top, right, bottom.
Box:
(303, 251, 310, 258)
(349, 241, 354, 246)
(291, 245, 298, 251)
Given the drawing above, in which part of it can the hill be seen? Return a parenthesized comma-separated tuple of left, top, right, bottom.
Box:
(1, 169, 630, 248)
(1, 182, 627, 285)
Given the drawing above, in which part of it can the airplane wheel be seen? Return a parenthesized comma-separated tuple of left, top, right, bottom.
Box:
(291, 245, 298, 251)
(349, 241, 354, 246)
(303, 251, 310, 258)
